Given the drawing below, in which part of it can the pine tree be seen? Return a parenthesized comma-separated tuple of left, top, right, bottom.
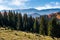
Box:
(35, 17, 40, 33)
(28, 16, 34, 32)
(12, 11, 16, 30)
(33, 18, 36, 33)
(16, 13, 22, 30)
(8, 11, 14, 29)
(47, 20, 52, 36)
(51, 17, 58, 37)
(19, 13, 23, 30)
(56, 21, 60, 37)
(39, 16, 45, 35)
(23, 14, 28, 31)
(3, 11, 8, 27)
(0, 12, 3, 27)
(33, 17, 40, 33)
(47, 17, 56, 36)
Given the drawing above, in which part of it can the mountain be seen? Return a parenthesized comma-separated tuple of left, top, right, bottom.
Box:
(29, 13, 40, 17)
(14, 8, 60, 15)
(1, 8, 60, 17)
(39, 8, 60, 15)
(14, 8, 40, 15)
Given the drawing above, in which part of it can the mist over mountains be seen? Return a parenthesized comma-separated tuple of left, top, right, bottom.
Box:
(1, 8, 60, 17)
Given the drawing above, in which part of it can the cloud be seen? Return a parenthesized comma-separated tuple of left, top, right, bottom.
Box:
(0, 0, 60, 10)
(35, 2, 60, 10)
(0, 0, 3, 3)
(8, 0, 29, 9)
(0, 0, 29, 10)
(10, 0, 29, 6)
(50, 2, 60, 5)
(0, 0, 9, 4)
(0, 5, 12, 10)
(0, 0, 13, 10)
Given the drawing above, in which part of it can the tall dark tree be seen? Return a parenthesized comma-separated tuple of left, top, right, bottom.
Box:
(47, 17, 56, 36)
(0, 12, 3, 27)
(23, 14, 28, 31)
(51, 17, 60, 37)
(39, 16, 45, 35)
(14, 13, 18, 30)
(8, 11, 14, 29)
(33, 17, 39, 33)
(55, 20, 60, 37)
(19, 13, 23, 30)
(33, 18, 36, 33)
(16, 13, 22, 30)
(12, 11, 16, 30)
(28, 16, 34, 32)
(35, 17, 40, 33)
(3, 11, 8, 27)
(47, 20, 52, 36)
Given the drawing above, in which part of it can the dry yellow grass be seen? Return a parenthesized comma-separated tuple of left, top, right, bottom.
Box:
(0, 27, 60, 40)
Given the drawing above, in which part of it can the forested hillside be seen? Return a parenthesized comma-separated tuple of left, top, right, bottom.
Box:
(0, 11, 60, 38)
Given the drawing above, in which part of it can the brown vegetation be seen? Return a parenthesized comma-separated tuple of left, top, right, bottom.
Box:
(48, 12, 60, 19)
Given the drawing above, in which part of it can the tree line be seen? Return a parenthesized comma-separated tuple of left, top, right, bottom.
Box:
(0, 11, 60, 37)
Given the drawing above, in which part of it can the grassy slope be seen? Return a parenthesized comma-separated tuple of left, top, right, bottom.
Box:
(0, 27, 59, 40)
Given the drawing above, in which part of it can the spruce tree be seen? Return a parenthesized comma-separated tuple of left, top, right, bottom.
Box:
(47, 20, 52, 36)
(23, 14, 28, 31)
(19, 13, 23, 30)
(3, 11, 8, 27)
(47, 17, 56, 36)
(0, 12, 3, 27)
(28, 16, 34, 32)
(51, 17, 58, 37)
(33, 18, 36, 33)
(12, 11, 16, 30)
(16, 13, 22, 30)
(39, 16, 45, 35)
(35, 17, 40, 33)
(8, 11, 14, 29)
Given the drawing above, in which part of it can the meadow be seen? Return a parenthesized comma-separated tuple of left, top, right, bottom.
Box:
(0, 27, 60, 40)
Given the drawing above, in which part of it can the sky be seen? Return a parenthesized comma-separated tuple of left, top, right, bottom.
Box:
(0, 0, 60, 10)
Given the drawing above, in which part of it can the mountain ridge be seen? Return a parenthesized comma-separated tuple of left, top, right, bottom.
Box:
(0, 8, 60, 17)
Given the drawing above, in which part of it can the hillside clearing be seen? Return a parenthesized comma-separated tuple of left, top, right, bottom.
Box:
(0, 27, 60, 40)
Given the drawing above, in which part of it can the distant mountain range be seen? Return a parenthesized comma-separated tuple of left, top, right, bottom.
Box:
(1, 8, 60, 17)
